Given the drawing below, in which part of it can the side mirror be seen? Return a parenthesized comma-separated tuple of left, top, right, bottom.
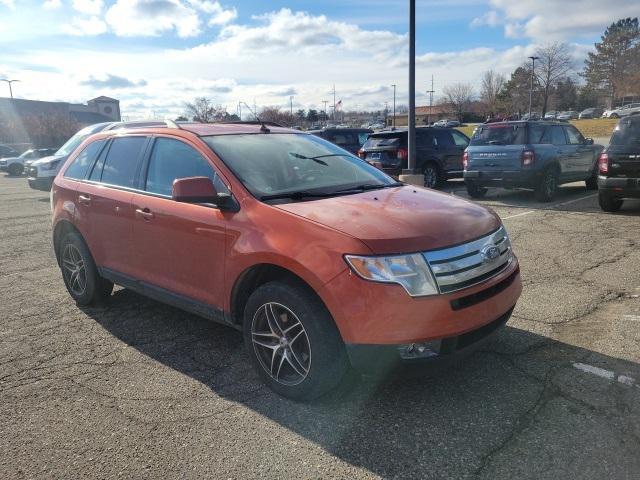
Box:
(584, 137, 594, 145)
(172, 176, 230, 206)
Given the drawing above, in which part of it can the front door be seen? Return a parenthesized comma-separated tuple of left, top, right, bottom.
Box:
(564, 125, 594, 178)
(129, 136, 229, 309)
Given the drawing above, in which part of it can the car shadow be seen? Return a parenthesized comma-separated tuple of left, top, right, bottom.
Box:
(81, 288, 640, 478)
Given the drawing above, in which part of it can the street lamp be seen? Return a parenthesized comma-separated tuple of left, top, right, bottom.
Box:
(0, 79, 20, 99)
(391, 84, 396, 128)
(528, 56, 539, 118)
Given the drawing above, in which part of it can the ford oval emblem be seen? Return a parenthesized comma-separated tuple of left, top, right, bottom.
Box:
(481, 245, 501, 263)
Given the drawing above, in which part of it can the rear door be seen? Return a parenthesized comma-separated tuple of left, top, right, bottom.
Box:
(432, 130, 462, 172)
(564, 125, 593, 178)
(129, 136, 229, 309)
(75, 136, 147, 275)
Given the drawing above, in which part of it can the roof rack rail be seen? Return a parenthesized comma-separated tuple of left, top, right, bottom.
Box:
(224, 120, 285, 128)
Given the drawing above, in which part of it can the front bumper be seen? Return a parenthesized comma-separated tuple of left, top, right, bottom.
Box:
(346, 306, 513, 371)
(598, 175, 640, 198)
(464, 170, 539, 188)
(27, 176, 54, 191)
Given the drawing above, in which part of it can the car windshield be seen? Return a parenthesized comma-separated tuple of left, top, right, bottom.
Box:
(19, 150, 35, 158)
(469, 123, 527, 146)
(610, 122, 640, 146)
(203, 133, 396, 200)
(55, 126, 97, 156)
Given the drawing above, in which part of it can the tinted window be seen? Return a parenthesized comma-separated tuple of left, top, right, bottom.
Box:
(564, 126, 584, 145)
(363, 135, 401, 148)
(433, 130, 454, 147)
(417, 131, 434, 148)
(64, 140, 105, 180)
(610, 121, 640, 146)
(551, 126, 567, 145)
(529, 125, 547, 144)
(451, 130, 469, 147)
(470, 124, 527, 146)
(329, 133, 357, 146)
(145, 138, 228, 196)
(100, 137, 146, 187)
(357, 132, 370, 145)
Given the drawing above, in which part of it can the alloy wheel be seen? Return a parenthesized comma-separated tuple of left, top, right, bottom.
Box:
(62, 244, 87, 296)
(423, 167, 438, 188)
(251, 302, 311, 386)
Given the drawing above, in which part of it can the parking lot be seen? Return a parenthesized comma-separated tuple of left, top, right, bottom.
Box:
(1, 173, 639, 479)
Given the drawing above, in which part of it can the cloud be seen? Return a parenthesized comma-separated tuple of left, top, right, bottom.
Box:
(81, 74, 148, 88)
(62, 16, 108, 36)
(470, 10, 501, 28)
(0, 0, 15, 8)
(487, 0, 640, 40)
(187, 0, 237, 25)
(42, 0, 62, 9)
(105, 0, 202, 37)
(71, 0, 103, 15)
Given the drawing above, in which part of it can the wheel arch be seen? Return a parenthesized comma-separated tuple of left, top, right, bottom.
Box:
(52, 219, 82, 265)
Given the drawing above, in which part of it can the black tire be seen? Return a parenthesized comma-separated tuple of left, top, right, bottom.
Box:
(59, 231, 113, 306)
(598, 192, 623, 212)
(465, 182, 488, 199)
(8, 163, 23, 176)
(535, 167, 559, 202)
(243, 280, 349, 401)
(609, 113, 619, 119)
(422, 162, 441, 189)
(585, 168, 598, 190)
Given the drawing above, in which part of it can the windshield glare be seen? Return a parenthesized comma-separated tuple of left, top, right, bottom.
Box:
(55, 127, 96, 156)
(610, 122, 640, 146)
(204, 133, 396, 199)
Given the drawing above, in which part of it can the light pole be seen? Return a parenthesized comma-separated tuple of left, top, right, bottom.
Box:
(528, 56, 539, 118)
(289, 96, 293, 118)
(391, 84, 396, 128)
(0, 79, 20, 99)
(322, 100, 328, 127)
(407, 0, 416, 173)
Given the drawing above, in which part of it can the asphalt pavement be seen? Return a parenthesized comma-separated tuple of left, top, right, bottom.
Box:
(1, 173, 639, 479)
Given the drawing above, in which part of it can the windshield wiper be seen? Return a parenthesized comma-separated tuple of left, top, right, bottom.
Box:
(333, 182, 403, 193)
(260, 190, 336, 201)
(289, 152, 356, 165)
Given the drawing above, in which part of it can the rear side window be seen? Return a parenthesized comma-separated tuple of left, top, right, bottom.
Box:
(470, 124, 527, 146)
(564, 126, 585, 145)
(610, 121, 640, 146)
(64, 140, 105, 180)
(98, 137, 146, 188)
(145, 138, 228, 197)
(417, 132, 435, 148)
(433, 130, 455, 147)
(451, 130, 469, 147)
(357, 132, 370, 145)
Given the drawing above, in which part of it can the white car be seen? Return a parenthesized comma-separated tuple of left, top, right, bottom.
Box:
(0, 148, 57, 176)
(603, 103, 640, 118)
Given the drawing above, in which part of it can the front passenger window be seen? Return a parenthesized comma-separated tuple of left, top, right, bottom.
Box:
(564, 126, 584, 145)
(145, 138, 229, 197)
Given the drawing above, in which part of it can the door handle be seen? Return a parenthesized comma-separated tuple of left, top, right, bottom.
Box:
(78, 194, 91, 205)
(135, 207, 154, 221)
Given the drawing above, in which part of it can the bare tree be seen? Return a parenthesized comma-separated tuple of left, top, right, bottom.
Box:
(442, 83, 475, 121)
(258, 106, 294, 126)
(184, 97, 216, 123)
(535, 43, 574, 116)
(480, 70, 506, 114)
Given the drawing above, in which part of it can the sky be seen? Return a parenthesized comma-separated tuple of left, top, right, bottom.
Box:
(0, 0, 638, 119)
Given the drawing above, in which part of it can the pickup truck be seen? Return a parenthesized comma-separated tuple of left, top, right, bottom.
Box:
(463, 121, 603, 201)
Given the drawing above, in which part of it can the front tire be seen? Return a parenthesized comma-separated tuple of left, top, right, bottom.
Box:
(535, 167, 558, 202)
(59, 231, 113, 306)
(243, 281, 349, 401)
(465, 182, 488, 199)
(598, 192, 623, 212)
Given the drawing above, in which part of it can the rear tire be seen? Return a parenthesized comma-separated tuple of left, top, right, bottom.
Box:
(8, 163, 23, 176)
(535, 167, 558, 202)
(585, 168, 598, 190)
(465, 182, 488, 199)
(598, 192, 623, 212)
(422, 162, 441, 189)
(59, 231, 113, 306)
(243, 281, 349, 401)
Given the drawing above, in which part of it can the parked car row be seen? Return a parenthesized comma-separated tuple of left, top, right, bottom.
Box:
(602, 103, 640, 119)
(0, 148, 57, 176)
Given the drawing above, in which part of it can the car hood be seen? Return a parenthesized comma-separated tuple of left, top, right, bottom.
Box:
(1, 156, 20, 162)
(30, 154, 65, 166)
(274, 185, 501, 254)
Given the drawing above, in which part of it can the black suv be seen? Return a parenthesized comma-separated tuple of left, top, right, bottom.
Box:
(308, 128, 373, 155)
(358, 127, 470, 188)
(597, 115, 640, 212)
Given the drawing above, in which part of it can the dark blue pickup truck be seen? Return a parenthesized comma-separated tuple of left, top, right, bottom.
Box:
(463, 121, 603, 201)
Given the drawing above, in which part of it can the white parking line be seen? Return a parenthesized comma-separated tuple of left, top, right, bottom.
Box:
(502, 193, 598, 220)
(572, 362, 638, 387)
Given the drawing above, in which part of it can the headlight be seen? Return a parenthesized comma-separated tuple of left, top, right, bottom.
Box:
(345, 253, 438, 296)
(41, 159, 61, 170)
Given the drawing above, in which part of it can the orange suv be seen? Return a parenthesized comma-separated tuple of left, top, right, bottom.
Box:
(51, 121, 522, 400)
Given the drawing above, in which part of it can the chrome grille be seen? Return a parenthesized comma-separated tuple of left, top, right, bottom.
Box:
(423, 226, 513, 294)
(28, 167, 37, 177)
